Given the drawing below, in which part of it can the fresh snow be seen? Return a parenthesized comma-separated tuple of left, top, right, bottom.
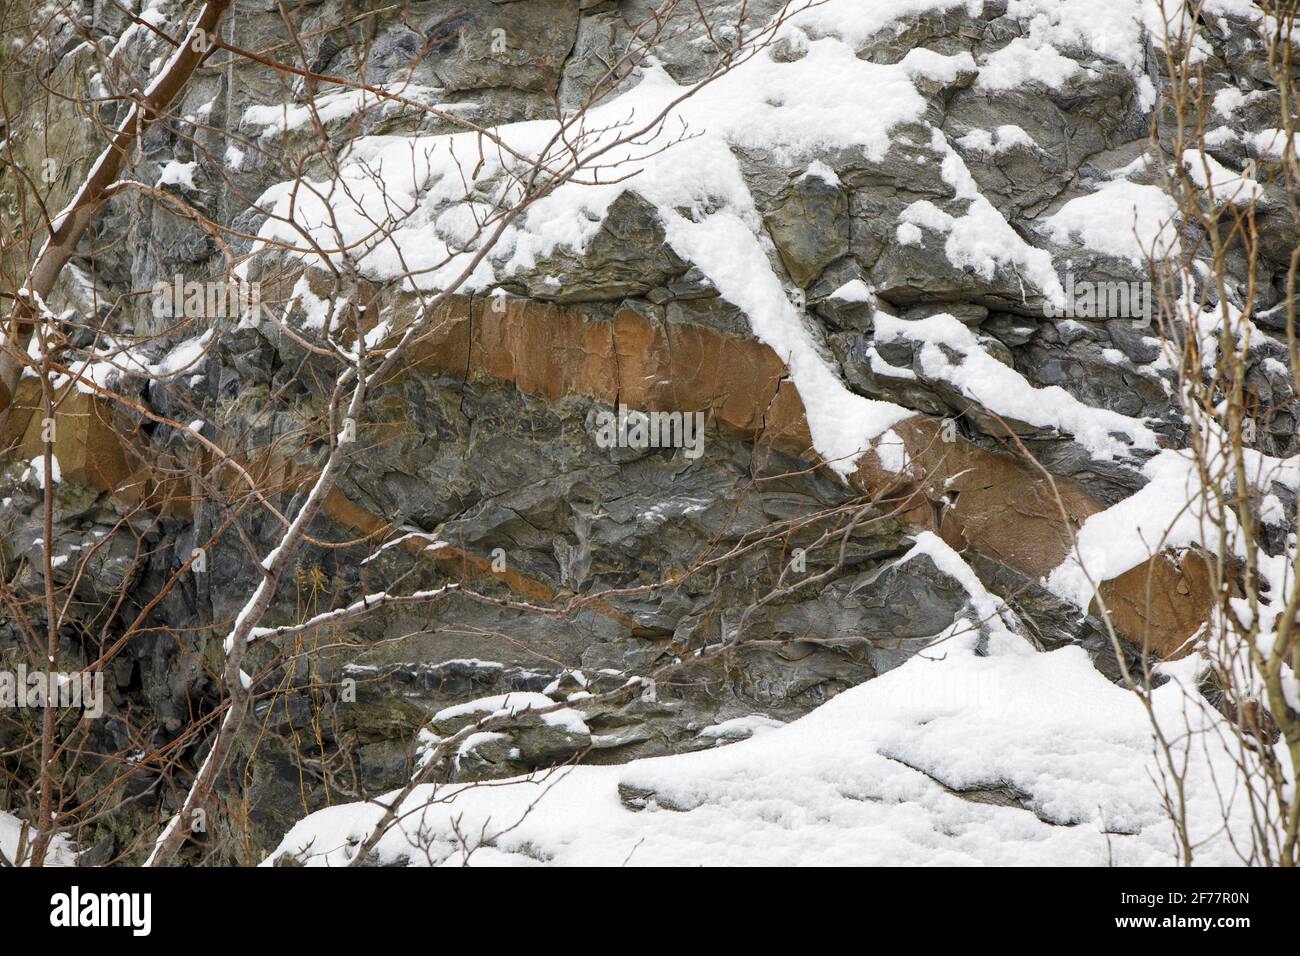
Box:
(432, 692, 590, 735)
(1046, 441, 1300, 613)
(976, 36, 1082, 91)
(926, 128, 1064, 300)
(156, 160, 199, 191)
(697, 714, 786, 741)
(1248, 127, 1300, 160)
(1182, 150, 1265, 205)
(25, 454, 61, 489)
(39, 0, 1290, 872)
(267, 532, 1267, 867)
(241, 84, 448, 139)
(955, 125, 1037, 154)
(245, 7, 957, 477)
(267, 639, 1258, 867)
(873, 312, 1158, 460)
(827, 278, 873, 303)
(0, 809, 76, 866)
(1044, 180, 1180, 264)
(241, 0, 1239, 481)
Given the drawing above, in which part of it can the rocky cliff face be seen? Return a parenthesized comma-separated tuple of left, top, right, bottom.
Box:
(1, 0, 1296, 865)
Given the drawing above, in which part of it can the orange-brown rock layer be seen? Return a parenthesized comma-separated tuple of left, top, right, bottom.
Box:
(2, 291, 1215, 656)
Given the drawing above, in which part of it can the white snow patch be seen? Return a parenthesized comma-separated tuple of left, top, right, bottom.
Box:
(828, 279, 873, 303)
(433, 692, 589, 735)
(955, 125, 1037, 154)
(0, 810, 76, 866)
(698, 714, 786, 741)
(874, 312, 1156, 460)
(1044, 180, 1180, 264)
(156, 160, 199, 191)
(266, 640, 1259, 867)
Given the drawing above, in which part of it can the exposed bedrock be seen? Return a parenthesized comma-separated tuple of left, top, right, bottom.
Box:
(1, 0, 1288, 862)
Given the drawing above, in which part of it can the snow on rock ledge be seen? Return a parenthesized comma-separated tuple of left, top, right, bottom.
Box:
(265, 643, 1250, 867)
